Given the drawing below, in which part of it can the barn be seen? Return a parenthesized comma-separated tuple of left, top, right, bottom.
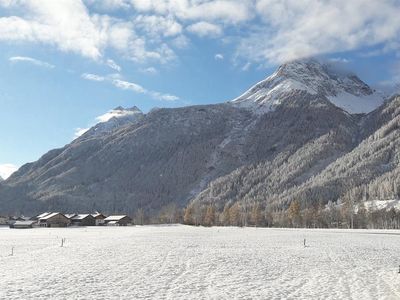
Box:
(92, 213, 107, 226)
(38, 213, 70, 227)
(71, 214, 96, 226)
(104, 215, 132, 226)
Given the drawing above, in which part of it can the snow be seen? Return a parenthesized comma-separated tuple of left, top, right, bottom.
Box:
(96, 106, 142, 123)
(79, 106, 144, 139)
(231, 59, 386, 115)
(39, 212, 62, 220)
(1, 225, 400, 299)
(232, 75, 317, 114)
(103, 215, 129, 221)
(362, 199, 400, 211)
(328, 91, 385, 114)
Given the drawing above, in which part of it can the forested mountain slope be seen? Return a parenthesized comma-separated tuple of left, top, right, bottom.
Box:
(0, 59, 397, 219)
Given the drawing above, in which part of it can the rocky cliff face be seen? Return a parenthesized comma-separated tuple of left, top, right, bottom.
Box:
(0, 59, 397, 215)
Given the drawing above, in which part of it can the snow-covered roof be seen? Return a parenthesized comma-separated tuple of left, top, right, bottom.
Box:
(91, 213, 106, 219)
(13, 220, 36, 226)
(104, 215, 129, 221)
(39, 212, 64, 220)
(72, 214, 92, 220)
(36, 212, 51, 219)
(65, 213, 77, 219)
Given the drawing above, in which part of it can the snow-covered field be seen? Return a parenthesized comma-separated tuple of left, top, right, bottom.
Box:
(1, 225, 400, 299)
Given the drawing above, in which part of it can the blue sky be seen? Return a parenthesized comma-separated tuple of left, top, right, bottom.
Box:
(0, 0, 400, 178)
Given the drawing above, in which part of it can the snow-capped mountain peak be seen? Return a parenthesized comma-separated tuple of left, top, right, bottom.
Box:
(78, 106, 144, 140)
(96, 106, 142, 123)
(232, 58, 385, 114)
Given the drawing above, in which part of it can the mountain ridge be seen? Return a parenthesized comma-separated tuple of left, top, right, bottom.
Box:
(232, 58, 385, 114)
(0, 58, 398, 217)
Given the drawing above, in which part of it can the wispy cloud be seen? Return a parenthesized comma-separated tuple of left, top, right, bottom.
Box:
(81, 73, 105, 81)
(112, 79, 146, 93)
(95, 107, 140, 123)
(214, 53, 224, 60)
(0, 163, 18, 179)
(128, 0, 252, 24)
(140, 67, 158, 75)
(82, 73, 179, 101)
(106, 59, 121, 72)
(187, 22, 222, 37)
(241, 62, 251, 71)
(9, 56, 55, 68)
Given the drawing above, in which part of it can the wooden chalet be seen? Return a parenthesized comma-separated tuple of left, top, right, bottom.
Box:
(91, 213, 107, 226)
(38, 213, 70, 227)
(104, 215, 132, 226)
(71, 214, 96, 226)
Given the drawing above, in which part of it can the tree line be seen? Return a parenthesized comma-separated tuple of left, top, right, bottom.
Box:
(131, 199, 400, 230)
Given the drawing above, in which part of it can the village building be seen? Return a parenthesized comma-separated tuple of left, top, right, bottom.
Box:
(92, 213, 107, 226)
(65, 213, 77, 220)
(0, 215, 8, 225)
(104, 215, 132, 226)
(71, 214, 96, 226)
(38, 213, 70, 227)
(7, 216, 24, 226)
(34, 212, 51, 220)
(11, 220, 36, 229)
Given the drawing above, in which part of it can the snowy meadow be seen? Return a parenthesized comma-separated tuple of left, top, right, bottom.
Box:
(1, 225, 400, 299)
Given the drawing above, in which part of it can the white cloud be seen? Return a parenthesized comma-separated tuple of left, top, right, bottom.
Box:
(95, 107, 139, 123)
(170, 34, 190, 49)
(0, 1, 103, 59)
(84, 0, 130, 11)
(241, 62, 251, 71)
(149, 92, 179, 102)
(112, 79, 147, 93)
(214, 53, 224, 60)
(81, 72, 179, 101)
(237, 0, 400, 64)
(140, 67, 158, 74)
(376, 61, 400, 96)
(1, 0, 399, 70)
(74, 127, 90, 138)
(187, 22, 222, 37)
(329, 57, 350, 64)
(129, 0, 253, 24)
(0, 163, 18, 179)
(81, 73, 105, 81)
(134, 15, 182, 38)
(106, 59, 121, 72)
(9, 56, 55, 68)
(0, 0, 177, 64)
